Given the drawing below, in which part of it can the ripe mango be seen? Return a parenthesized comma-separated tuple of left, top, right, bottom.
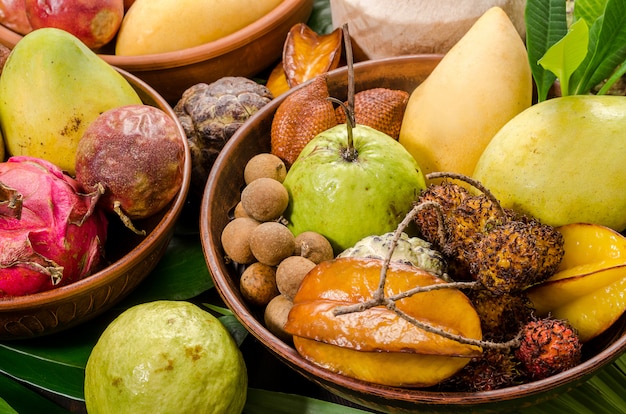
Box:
(398, 6, 532, 177)
(0, 28, 142, 174)
(115, 0, 283, 55)
(473, 95, 626, 232)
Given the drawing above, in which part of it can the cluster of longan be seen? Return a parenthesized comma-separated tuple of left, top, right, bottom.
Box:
(220, 153, 334, 342)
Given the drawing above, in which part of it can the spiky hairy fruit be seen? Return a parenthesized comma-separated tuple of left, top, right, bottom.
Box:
(439, 347, 522, 392)
(467, 289, 535, 342)
(515, 317, 582, 380)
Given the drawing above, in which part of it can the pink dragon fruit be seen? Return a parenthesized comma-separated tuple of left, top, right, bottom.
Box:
(0, 156, 108, 297)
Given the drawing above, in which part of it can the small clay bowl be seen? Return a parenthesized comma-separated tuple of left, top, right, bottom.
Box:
(200, 55, 626, 413)
(0, 0, 314, 104)
(0, 68, 192, 341)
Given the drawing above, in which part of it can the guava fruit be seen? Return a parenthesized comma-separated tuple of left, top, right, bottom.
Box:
(282, 124, 426, 254)
(473, 95, 626, 231)
(84, 301, 247, 414)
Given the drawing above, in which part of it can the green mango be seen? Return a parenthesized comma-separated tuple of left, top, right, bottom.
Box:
(0, 28, 142, 174)
(473, 95, 626, 231)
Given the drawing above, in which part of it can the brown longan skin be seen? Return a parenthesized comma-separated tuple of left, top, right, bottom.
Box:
(244, 153, 287, 184)
(241, 177, 289, 222)
(264, 294, 294, 343)
(221, 217, 260, 264)
(240, 262, 280, 307)
(294, 231, 335, 264)
(249, 221, 295, 266)
(233, 201, 250, 219)
(276, 256, 317, 300)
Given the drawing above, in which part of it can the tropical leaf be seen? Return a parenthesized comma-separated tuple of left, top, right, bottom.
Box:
(525, 0, 569, 101)
(0, 374, 69, 414)
(244, 388, 370, 414)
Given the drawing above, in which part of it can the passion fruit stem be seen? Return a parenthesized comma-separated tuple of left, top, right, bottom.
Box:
(113, 200, 147, 236)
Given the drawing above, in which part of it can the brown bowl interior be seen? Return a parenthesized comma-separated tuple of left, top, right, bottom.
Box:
(0, 68, 192, 341)
(0, 0, 314, 104)
(200, 55, 626, 413)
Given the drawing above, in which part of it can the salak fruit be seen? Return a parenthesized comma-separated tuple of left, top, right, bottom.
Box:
(0, 156, 108, 297)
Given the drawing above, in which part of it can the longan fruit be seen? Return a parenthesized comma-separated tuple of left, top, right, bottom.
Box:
(220, 217, 260, 264)
(241, 177, 289, 222)
(240, 262, 279, 306)
(244, 153, 287, 184)
(233, 201, 250, 219)
(276, 256, 316, 300)
(249, 221, 295, 266)
(264, 294, 294, 343)
(294, 231, 334, 264)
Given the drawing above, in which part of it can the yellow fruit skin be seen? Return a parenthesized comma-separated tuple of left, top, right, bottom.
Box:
(473, 95, 626, 231)
(527, 224, 626, 342)
(84, 301, 247, 414)
(115, 0, 283, 55)
(285, 258, 482, 387)
(398, 6, 532, 177)
(0, 28, 142, 174)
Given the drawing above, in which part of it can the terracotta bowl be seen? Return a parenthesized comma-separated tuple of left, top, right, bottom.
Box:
(0, 0, 314, 104)
(0, 68, 192, 341)
(200, 55, 626, 413)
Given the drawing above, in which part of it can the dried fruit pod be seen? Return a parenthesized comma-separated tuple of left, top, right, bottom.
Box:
(266, 23, 343, 96)
(334, 88, 409, 139)
(270, 75, 338, 167)
(285, 257, 483, 387)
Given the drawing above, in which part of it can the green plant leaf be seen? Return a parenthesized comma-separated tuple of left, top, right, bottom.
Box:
(574, 0, 608, 26)
(307, 0, 333, 35)
(571, 0, 626, 94)
(525, 0, 569, 101)
(244, 388, 370, 414)
(116, 233, 213, 307)
(0, 374, 70, 414)
(539, 18, 589, 96)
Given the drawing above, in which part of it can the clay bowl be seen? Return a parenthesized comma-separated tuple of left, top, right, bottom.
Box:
(0, 0, 314, 104)
(0, 68, 192, 341)
(200, 54, 626, 413)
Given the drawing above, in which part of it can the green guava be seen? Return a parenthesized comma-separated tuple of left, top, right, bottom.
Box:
(283, 124, 426, 254)
(84, 300, 247, 414)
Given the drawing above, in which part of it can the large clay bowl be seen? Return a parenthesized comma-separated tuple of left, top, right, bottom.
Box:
(200, 55, 626, 413)
(0, 0, 314, 104)
(0, 68, 192, 341)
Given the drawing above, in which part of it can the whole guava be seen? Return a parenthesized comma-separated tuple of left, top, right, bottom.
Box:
(84, 301, 247, 414)
(283, 124, 426, 254)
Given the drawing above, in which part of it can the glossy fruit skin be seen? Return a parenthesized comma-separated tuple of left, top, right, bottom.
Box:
(283, 124, 426, 254)
(473, 95, 626, 232)
(0, 28, 142, 175)
(25, 0, 124, 50)
(285, 257, 483, 387)
(527, 223, 626, 342)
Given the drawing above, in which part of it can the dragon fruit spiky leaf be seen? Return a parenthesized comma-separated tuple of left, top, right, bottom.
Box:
(0, 182, 23, 219)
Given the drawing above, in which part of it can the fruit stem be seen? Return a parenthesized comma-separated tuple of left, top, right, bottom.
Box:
(333, 198, 522, 351)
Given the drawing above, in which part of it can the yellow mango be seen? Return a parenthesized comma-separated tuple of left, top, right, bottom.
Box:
(116, 0, 283, 55)
(398, 6, 532, 177)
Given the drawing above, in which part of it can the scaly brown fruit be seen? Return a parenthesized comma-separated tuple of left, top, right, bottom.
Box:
(270, 75, 338, 167)
(334, 88, 409, 139)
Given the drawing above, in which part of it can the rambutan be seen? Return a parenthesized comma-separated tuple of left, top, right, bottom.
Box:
(515, 317, 582, 380)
